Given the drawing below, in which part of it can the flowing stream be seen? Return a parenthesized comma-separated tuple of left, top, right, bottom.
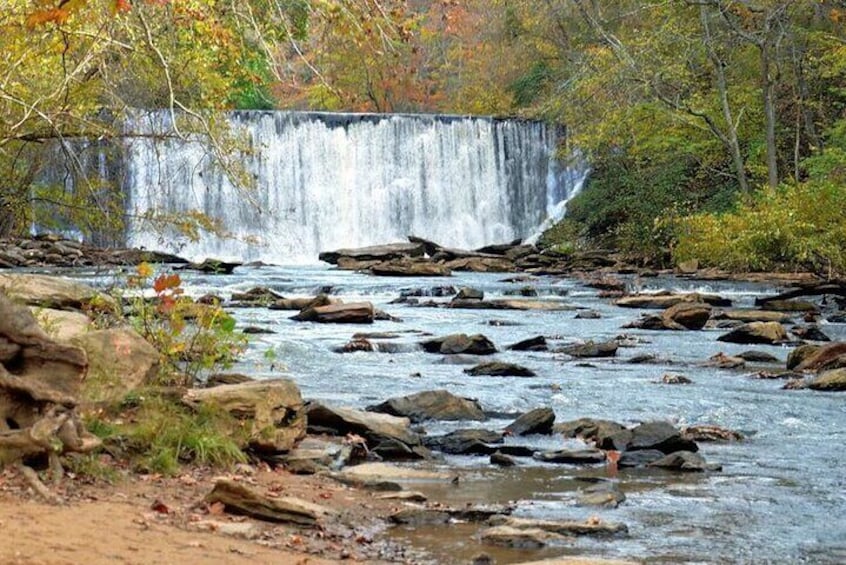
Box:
(158, 265, 846, 564)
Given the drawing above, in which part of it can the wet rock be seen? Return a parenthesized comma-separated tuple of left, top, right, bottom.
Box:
(337, 462, 452, 485)
(491, 451, 517, 467)
(73, 328, 159, 403)
(794, 342, 846, 371)
(661, 373, 692, 385)
(554, 418, 627, 443)
(648, 450, 721, 472)
(421, 333, 497, 355)
(436, 354, 482, 365)
(717, 321, 788, 345)
(448, 299, 574, 311)
(372, 438, 434, 460)
(681, 424, 743, 442)
(376, 490, 428, 502)
(618, 449, 665, 467)
(705, 352, 746, 369)
(422, 429, 503, 455)
(737, 350, 781, 363)
(444, 256, 515, 272)
(370, 259, 452, 277)
(205, 479, 334, 525)
(230, 286, 284, 305)
(464, 361, 536, 377)
(455, 287, 484, 300)
(319, 242, 425, 265)
(807, 368, 846, 391)
(503, 286, 538, 297)
(560, 340, 618, 358)
(392, 505, 507, 526)
(505, 407, 555, 436)
(507, 335, 548, 351)
(179, 258, 241, 274)
(183, 379, 306, 453)
(292, 302, 375, 324)
(306, 402, 421, 448)
(366, 389, 485, 422)
(577, 483, 626, 508)
(661, 302, 712, 330)
(334, 338, 375, 353)
(615, 292, 731, 309)
(533, 448, 606, 465)
(598, 421, 697, 454)
(792, 325, 831, 342)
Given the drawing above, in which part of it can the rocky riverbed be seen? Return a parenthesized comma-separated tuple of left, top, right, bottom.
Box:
(1, 238, 845, 564)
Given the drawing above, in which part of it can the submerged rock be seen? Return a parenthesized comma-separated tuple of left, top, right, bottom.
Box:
(464, 361, 536, 377)
(533, 448, 606, 465)
(421, 333, 497, 355)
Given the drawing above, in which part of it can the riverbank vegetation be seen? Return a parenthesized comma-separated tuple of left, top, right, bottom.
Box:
(1, 1, 844, 273)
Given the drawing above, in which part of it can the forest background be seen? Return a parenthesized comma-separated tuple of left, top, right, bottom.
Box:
(1, 0, 845, 274)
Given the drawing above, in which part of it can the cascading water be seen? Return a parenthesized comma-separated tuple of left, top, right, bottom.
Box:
(123, 111, 586, 263)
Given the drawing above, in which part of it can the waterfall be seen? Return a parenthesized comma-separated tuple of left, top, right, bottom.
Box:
(122, 111, 584, 264)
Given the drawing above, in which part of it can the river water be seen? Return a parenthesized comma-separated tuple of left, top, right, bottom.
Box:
(133, 265, 846, 563)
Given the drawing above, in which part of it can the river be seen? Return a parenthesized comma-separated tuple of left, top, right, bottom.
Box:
(116, 264, 846, 563)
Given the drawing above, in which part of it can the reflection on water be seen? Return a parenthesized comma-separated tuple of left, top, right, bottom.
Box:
(78, 265, 846, 563)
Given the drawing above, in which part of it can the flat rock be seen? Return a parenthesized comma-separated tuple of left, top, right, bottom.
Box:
(615, 292, 730, 309)
(337, 462, 452, 483)
(306, 403, 420, 447)
(183, 379, 306, 453)
(554, 418, 627, 442)
(370, 259, 452, 277)
(0, 273, 115, 311)
(717, 321, 788, 345)
(179, 258, 241, 274)
(292, 302, 375, 324)
(465, 361, 536, 377)
(205, 479, 334, 525)
(319, 242, 425, 265)
(736, 350, 781, 363)
(505, 407, 555, 436)
(366, 389, 485, 422)
(560, 341, 618, 358)
(661, 302, 712, 330)
(489, 516, 628, 538)
(577, 483, 626, 508)
(714, 309, 793, 323)
(618, 449, 665, 467)
(681, 424, 743, 442)
(30, 307, 92, 342)
(422, 429, 503, 455)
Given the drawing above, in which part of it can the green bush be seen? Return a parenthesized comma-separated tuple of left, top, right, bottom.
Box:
(674, 181, 846, 274)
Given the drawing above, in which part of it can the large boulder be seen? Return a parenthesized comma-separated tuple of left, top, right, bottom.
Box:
(505, 407, 555, 435)
(30, 307, 93, 342)
(367, 390, 486, 422)
(597, 421, 698, 454)
(0, 293, 98, 471)
(421, 333, 497, 355)
(807, 368, 846, 391)
(661, 302, 712, 330)
(319, 243, 425, 265)
(0, 273, 115, 311)
(716, 321, 788, 345)
(795, 342, 846, 372)
(292, 302, 375, 324)
(182, 379, 306, 453)
(554, 418, 627, 442)
(72, 328, 159, 402)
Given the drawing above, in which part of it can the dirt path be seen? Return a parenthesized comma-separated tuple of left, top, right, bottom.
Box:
(0, 465, 413, 565)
